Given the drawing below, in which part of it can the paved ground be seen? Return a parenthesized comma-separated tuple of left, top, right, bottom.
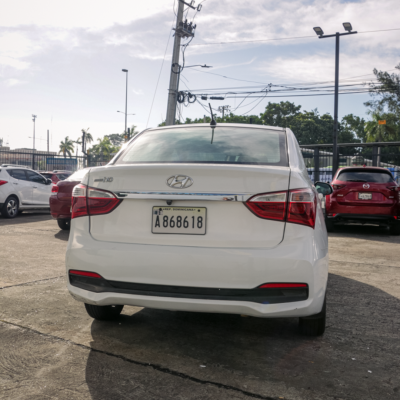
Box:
(0, 212, 399, 400)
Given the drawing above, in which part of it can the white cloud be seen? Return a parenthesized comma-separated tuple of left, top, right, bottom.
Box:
(4, 78, 25, 86)
(257, 53, 399, 83)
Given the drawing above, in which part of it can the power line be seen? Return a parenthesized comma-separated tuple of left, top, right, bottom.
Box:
(190, 28, 400, 46)
(146, 15, 176, 128)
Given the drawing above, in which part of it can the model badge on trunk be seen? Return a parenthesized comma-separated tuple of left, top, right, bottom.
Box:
(166, 175, 193, 189)
(94, 177, 113, 183)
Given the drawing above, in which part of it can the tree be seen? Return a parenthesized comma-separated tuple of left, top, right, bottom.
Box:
(365, 64, 400, 114)
(340, 114, 366, 142)
(58, 137, 75, 158)
(365, 111, 396, 143)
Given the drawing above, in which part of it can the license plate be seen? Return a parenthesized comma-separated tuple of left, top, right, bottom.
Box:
(358, 192, 372, 200)
(152, 206, 207, 235)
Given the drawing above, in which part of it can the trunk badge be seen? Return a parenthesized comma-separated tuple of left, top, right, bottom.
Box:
(166, 175, 193, 189)
(363, 183, 370, 189)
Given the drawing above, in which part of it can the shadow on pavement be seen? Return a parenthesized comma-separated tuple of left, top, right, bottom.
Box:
(0, 211, 52, 226)
(329, 224, 400, 243)
(54, 230, 69, 241)
(84, 273, 400, 399)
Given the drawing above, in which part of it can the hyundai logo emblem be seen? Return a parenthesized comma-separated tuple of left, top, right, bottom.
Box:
(363, 183, 370, 189)
(166, 175, 193, 189)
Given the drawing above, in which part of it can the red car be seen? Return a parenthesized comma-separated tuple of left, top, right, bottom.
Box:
(50, 169, 89, 230)
(39, 171, 72, 184)
(325, 167, 400, 235)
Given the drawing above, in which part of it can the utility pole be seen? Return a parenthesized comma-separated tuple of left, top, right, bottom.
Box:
(122, 69, 128, 137)
(32, 115, 37, 150)
(47, 129, 49, 153)
(218, 105, 230, 119)
(165, 1, 185, 126)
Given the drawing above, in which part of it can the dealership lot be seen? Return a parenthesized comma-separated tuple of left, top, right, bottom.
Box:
(1, 213, 399, 400)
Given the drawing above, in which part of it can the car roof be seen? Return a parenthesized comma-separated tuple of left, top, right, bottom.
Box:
(146, 123, 286, 132)
(337, 166, 393, 172)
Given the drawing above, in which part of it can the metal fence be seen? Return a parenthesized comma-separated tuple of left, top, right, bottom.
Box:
(300, 142, 400, 184)
(0, 149, 87, 172)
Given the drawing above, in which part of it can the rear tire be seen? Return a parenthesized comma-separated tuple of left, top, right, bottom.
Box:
(1, 196, 19, 218)
(325, 217, 335, 232)
(57, 219, 71, 230)
(299, 297, 326, 336)
(390, 223, 400, 236)
(84, 304, 124, 320)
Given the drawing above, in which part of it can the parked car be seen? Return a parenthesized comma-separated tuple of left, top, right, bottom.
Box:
(325, 167, 400, 234)
(50, 168, 90, 230)
(38, 170, 72, 184)
(66, 124, 333, 336)
(0, 164, 53, 218)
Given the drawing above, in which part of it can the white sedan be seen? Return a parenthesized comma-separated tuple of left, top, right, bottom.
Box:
(65, 123, 332, 336)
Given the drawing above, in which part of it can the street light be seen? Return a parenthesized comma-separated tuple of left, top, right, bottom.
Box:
(117, 111, 135, 116)
(122, 69, 128, 138)
(312, 23, 357, 176)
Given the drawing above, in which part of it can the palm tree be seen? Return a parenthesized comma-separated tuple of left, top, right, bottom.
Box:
(96, 137, 114, 162)
(82, 128, 93, 144)
(58, 136, 75, 158)
(365, 111, 396, 165)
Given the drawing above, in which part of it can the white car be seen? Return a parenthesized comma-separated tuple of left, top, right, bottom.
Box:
(0, 164, 53, 218)
(66, 123, 332, 336)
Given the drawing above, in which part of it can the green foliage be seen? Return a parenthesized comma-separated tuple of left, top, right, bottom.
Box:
(365, 63, 400, 114)
(58, 136, 75, 158)
(365, 111, 397, 142)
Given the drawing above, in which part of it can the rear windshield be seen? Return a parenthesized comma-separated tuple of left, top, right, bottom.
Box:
(337, 169, 394, 183)
(115, 126, 288, 166)
(66, 169, 89, 182)
(56, 173, 71, 180)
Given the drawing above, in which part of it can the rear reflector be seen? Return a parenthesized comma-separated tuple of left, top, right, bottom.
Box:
(0, 180, 8, 186)
(69, 270, 102, 278)
(259, 283, 308, 288)
(246, 188, 316, 228)
(71, 184, 122, 219)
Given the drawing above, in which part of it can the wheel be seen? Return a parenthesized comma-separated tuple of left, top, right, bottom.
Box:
(325, 217, 335, 232)
(1, 196, 19, 218)
(84, 303, 124, 320)
(299, 296, 326, 336)
(57, 219, 71, 230)
(390, 223, 400, 236)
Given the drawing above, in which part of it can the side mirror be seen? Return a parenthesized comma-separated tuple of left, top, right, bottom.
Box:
(314, 181, 333, 195)
(46, 178, 52, 185)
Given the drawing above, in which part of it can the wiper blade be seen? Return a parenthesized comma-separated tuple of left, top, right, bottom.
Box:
(346, 179, 367, 182)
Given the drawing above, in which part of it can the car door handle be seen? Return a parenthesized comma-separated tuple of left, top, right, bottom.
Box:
(33, 186, 37, 188)
(13, 182, 18, 185)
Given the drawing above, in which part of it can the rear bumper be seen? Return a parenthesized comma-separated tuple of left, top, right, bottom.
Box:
(66, 216, 328, 318)
(327, 213, 398, 225)
(49, 196, 71, 220)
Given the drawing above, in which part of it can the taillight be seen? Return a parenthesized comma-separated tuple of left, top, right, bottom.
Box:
(51, 185, 59, 195)
(333, 184, 346, 190)
(71, 184, 121, 219)
(245, 191, 287, 221)
(0, 180, 8, 186)
(287, 188, 316, 228)
(245, 188, 316, 228)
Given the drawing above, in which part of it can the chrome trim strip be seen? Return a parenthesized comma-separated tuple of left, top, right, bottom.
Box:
(114, 191, 250, 202)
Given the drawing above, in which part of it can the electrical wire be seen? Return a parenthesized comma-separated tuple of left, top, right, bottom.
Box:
(146, 14, 176, 128)
(190, 28, 400, 46)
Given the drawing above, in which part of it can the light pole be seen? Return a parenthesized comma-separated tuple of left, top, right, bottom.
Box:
(122, 69, 128, 138)
(313, 23, 357, 176)
(32, 114, 37, 150)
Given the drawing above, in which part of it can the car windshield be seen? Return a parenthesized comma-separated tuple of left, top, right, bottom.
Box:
(337, 170, 394, 183)
(115, 126, 288, 166)
(66, 169, 89, 182)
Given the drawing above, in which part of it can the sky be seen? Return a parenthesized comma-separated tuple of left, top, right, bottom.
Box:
(0, 0, 399, 152)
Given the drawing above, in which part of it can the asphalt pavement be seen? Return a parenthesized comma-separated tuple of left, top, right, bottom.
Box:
(0, 212, 399, 400)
